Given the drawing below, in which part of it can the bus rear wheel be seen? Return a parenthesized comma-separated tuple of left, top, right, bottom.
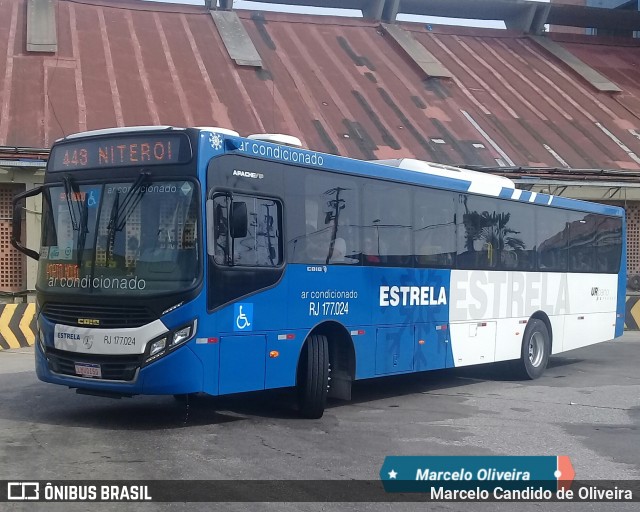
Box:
(297, 334, 329, 419)
(513, 319, 550, 380)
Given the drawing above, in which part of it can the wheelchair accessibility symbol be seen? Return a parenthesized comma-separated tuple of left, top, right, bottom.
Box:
(86, 188, 100, 208)
(234, 303, 253, 332)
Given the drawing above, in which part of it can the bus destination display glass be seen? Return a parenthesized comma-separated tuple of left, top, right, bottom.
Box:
(49, 134, 190, 172)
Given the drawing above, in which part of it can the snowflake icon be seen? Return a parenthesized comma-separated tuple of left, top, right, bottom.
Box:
(209, 133, 223, 151)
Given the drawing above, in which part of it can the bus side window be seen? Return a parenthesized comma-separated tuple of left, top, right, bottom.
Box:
(456, 194, 499, 270)
(413, 188, 456, 268)
(568, 212, 596, 273)
(537, 208, 568, 272)
(302, 173, 360, 265)
(232, 195, 282, 267)
(498, 200, 536, 271)
(596, 216, 622, 273)
(362, 180, 411, 266)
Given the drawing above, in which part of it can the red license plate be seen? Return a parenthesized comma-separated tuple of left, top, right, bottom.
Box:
(74, 363, 102, 378)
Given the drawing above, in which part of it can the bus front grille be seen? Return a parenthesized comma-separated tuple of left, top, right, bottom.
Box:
(41, 303, 155, 328)
(46, 347, 141, 382)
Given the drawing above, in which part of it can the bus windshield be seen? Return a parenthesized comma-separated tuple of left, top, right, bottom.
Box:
(37, 178, 200, 296)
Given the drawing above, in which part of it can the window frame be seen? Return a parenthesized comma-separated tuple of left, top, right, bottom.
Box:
(209, 191, 285, 270)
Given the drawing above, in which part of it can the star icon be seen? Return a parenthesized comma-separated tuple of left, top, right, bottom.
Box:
(388, 469, 398, 479)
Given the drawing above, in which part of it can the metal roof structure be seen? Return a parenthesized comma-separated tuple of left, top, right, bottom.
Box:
(1, 0, 640, 175)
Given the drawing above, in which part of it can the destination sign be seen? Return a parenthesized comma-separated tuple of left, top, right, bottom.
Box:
(49, 134, 191, 172)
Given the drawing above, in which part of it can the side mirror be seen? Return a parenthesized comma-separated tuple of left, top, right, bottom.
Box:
(230, 201, 248, 238)
(12, 186, 43, 261)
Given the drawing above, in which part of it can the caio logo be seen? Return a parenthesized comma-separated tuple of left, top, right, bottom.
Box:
(78, 318, 100, 326)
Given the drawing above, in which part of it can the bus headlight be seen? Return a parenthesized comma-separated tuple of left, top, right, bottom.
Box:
(170, 321, 196, 348)
(144, 320, 196, 365)
(149, 338, 167, 357)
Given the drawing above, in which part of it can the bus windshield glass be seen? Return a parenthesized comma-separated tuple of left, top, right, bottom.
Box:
(37, 179, 200, 296)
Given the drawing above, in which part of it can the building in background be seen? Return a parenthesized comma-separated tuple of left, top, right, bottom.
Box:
(0, 149, 46, 303)
(552, 0, 640, 36)
(1, 0, 640, 326)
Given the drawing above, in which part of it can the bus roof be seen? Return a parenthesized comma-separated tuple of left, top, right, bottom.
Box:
(215, 130, 624, 219)
(53, 126, 624, 218)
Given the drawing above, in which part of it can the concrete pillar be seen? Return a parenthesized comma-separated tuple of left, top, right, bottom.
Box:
(362, 0, 386, 20)
(382, 0, 401, 23)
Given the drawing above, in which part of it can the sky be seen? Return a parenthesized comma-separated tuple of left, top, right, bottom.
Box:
(144, 0, 552, 30)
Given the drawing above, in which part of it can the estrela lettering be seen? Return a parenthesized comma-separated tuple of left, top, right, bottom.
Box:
(379, 286, 447, 307)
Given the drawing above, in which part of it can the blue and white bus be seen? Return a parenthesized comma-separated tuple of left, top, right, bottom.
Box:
(13, 126, 626, 418)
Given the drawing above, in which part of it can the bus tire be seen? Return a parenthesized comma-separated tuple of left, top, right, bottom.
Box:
(513, 319, 550, 380)
(297, 334, 329, 419)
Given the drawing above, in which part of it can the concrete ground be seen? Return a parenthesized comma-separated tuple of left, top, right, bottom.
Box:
(1, 333, 639, 511)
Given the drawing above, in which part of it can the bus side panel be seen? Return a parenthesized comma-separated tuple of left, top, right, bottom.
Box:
(219, 335, 267, 394)
(414, 323, 452, 371)
(563, 312, 616, 352)
(265, 330, 306, 389)
(449, 321, 496, 367)
(549, 315, 566, 355)
(372, 267, 450, 376)
(562, 273, 618, 352)
(494, 318, 527, 362)
(286, 265, 370, 329)
(450, 270, 565, 365)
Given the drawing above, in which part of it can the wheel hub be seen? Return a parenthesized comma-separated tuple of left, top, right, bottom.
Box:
(528, 332, 544, 367)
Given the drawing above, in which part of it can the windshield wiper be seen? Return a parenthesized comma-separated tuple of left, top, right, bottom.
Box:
(104, 172, 150, 264)
(76, 196, 89, 266)
(115, 172, 150, 231)
(105, 192, 120, 266)
(62, 175, 80, 231)
(62, 175, 90, 266)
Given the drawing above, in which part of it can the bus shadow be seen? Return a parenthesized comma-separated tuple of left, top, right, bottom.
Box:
(167, 358, 588, 419)
(0, 356, 587, 428)
(346, 368, 474, 405)
(446, 356, 584, 383)
(194, 368, 493, 419)
(0, 374, 247, 429)
(56, 399, 246, 430)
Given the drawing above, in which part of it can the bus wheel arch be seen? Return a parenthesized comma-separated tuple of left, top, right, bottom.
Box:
(296, 321, 356, 417)
(512, 312, 552, 380)
(530, 311, 553, 354)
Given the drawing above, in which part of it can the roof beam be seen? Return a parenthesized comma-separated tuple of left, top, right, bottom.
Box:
(381, 23, 453, 78)
(210, 11, 262, 67)
(529, 36, 622, 93)
(27, 0, 57, 53)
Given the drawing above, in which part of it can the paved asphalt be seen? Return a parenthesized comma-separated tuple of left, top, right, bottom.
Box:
(1, 333, 639, 511)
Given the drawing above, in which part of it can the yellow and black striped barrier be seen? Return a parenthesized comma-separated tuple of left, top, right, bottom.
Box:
(625, 295, 640, 331)
(0, 303, 36, 350)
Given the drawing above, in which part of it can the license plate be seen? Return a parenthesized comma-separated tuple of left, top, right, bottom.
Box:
(74, 363, 102, 378)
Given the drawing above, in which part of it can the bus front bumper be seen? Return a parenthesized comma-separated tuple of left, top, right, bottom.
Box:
(35, 341, 205, 396)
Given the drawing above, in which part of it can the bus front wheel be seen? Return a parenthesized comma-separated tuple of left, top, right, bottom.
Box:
(297, 334, 329, 419)
(513, 319, 550, 380)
